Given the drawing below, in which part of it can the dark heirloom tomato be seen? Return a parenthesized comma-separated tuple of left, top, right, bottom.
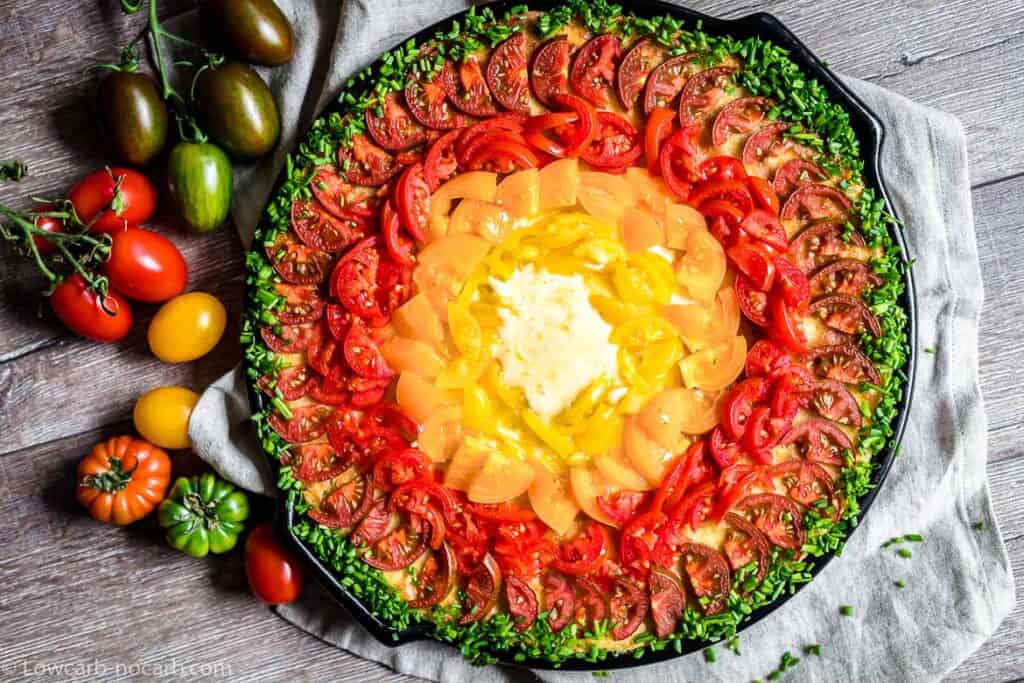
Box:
(410, 543, 456, 608)
(98, 70, 169, 166)
(800, 343, 880, 385)
(810, 258, 882, 298)
(202, 0, 295, 66)
(331, 237, 381, 321)
(530, 36, 572, 107)
(459, 553, 502, 625)
(788, 221, 867, 273)
(351, 498, 391, 546)
(366, 513, 430, 570)
(291, 198, 365, 253)
(268, 404, 334, 443)
(712, 96, 774, 146)
(678, 67, 736, 128)
(734, 273, 770, 326)
(771, 460, 836, 507)
(608, 577, 648, 641)
(310, 163, 379, 220)
(365, 92, 427, 150)
(722, 513, 770, 585)
(569, 34, 622, 107)
(734, 493, 806, 550)
(772, 158, 826, 198)
(338, 134, 400, 186)
(781, 417, 854, 466)
(259, 364, 312, 401)
(581, 111, 642, 169)
(781, 183, 853, 227)
(265, 231, 331, 284)
(505, 575, 539, 632)
(648, 565, 684, 638)
(405, 62, 471, 130)
(543, 571, 576, 632)
(487, 32, 532, 114)
(284, 442, 348, 483)
(814, 294, 883, 339)
(678, 543, 731, 615)
(642, 52, 699, 114)
(805, 379, 863, 427)
(442, 56, 499, 117)
(260, 322, 317, 353)
(194, 61, 281, 160)
(617, 38, 667, 111)
(574, 577, 607, 627)
(742, 121, 798, 177)
(308, 472, 374, 528)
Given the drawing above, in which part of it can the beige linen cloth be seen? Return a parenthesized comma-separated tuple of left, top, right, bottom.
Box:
(185, 1, 1014, 680)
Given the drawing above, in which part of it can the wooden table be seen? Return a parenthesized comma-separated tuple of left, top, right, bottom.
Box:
(1, 1, 1020, 680)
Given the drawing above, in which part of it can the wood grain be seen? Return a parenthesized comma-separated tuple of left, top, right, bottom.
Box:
(0, 0, 1021, 681)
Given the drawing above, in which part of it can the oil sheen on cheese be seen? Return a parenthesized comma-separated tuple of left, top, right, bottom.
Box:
(491, 265, 618, 420)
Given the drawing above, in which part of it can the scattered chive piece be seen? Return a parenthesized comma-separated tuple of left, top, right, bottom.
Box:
(727, 637, 742, 655)
(897, 548, 913, 559)
(704, 647, 717, 663)
(840, 605, 855, 617)
(905, 533, 924, 542)
(924, 346, 937, 354)
(974, 521, 985, 530)
(767, 671, 781, 681)
(805, 644, 822, 656)
(894, 580, 906, 588)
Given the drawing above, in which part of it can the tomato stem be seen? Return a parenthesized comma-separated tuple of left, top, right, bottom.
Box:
(81, 456, 137, 493)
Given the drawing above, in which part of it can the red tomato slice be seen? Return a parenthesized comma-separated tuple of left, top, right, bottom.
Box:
(291, 198, 366, 253)
(309, 165, 379, 220)
(338, 134, 401, 186)
(261, 322, 317, 354)
(466, 139, 540, 173)
(410, 542, 456, 607)
(768, 295, 809, 353)
(581, 111, 642, 169)
(394, 162, 430, 242)
(331, 237, 383, 323)
(772, 158, 826, 199)
(596, 490, 649, 528)
(774, 255, 810, 310)
(727, 240, 777, 291)
(344, 317, 394, 380)
(423, 128, 463, 191)
(274, 283, 325, 324)
(530, 36, 572, 107)
(364, 92, 427, 151)
(644, 106, 676, 175)
(380, 198, 415, 266)
(721, 377, 768, 441)
(268, 404, 334, 443)
(734, 273, 770, 327)
(748, 175, 781, 214)
(689, 178, 752, 213)
(284, 442, 348, 483)
(259, 364, 313, 401)
(569, 33, 622, 108)
(745, 339, 792, 379)
(699, 155, 747, 182)
(265, 231, 331, 285)
(740, 208, 788, 251)
(659, 126, 701, 199)
(608, 577, 648, 640)
(486, 33, 532, 114)
(708, 425, 742, 469)
(405, 63, 471, 130)
(552, 523, 606, 575)
(505, 574, 539, 632)
(648, 565, 684, 637)
(351, 499, 392, 546)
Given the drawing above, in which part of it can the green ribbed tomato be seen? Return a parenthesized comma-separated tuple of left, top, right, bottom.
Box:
(167, 142, 233, 234)
(158, 473, 250, 557)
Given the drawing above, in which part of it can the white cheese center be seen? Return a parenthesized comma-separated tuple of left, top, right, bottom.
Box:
(490, 265, 619, 420)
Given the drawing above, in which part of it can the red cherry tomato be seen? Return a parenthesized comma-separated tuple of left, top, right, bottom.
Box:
(68, 168, 157, 234)
(245, 523, 305, 605)
(50, 273, 133, 342)
(29, 203, 65, 255)
(102, 228, 187, 303)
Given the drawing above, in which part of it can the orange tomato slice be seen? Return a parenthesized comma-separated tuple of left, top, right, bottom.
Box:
(569, 466, 618, 527)
(676, 227, 726, 303)
(395, 371, 457, 423)
(392, 293, 445, 348)
(529, 464, 580, 535)
(623, 414, 677, 485)
(418, 405, 463, 463)
(495, 168, 540, 218)
(678, 335, 747, 391)
(380, 336, 445, 378)
(620, 205, 665, 253)
(538, 158, 579, 211)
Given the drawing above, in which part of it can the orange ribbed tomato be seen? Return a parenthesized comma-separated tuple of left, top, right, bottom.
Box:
(75, 436, 172, 525)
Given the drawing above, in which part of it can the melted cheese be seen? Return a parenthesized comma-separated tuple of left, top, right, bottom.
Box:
(491, 265, 619, 419)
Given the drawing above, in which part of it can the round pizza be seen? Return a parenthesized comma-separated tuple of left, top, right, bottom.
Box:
(243, 0, 911, 667)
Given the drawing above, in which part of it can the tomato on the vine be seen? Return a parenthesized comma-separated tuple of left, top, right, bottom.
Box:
(50, 274, 133, 343)
(68, 168, 157, 234)
(103, 228, 187, 303)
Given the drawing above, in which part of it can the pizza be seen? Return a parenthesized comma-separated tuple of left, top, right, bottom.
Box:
(243, 0, 910, 667)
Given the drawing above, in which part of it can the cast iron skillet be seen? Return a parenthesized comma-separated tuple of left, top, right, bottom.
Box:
(248, 0, 918, 670)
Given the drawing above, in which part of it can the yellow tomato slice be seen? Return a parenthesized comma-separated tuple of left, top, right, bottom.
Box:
(496, 168, 540, 218)
(436, 354, 486, 389)
(528, 464, 580, 536)
(569, 466, 618, 527)
(573, 408, 624, 456)
(468, 452, 535, 504)
(418, 405, 463, 463)
(594, 448, 653, 491)
(444, 440, 491, 491)
(538, 158, 579, 210)
(379, 336, 445, 378)
(447, 302, 483, 358)
(621, 205, 665, 252)
(676, 227, 726, 303)
(429, 171, 497, 239)
(462, 383, 501, 434)
(612, 252, 675, 306)
(664, 203, 706, 250)
(623, 414, 677, 486)
(679, 335, 747, 391)
(392, 293, 445, 348)
(577, 171, 639, 225)
(658, 387, 722, 435)
(663, 286, 740, 350)
(395, 372, 457, 423)
(449, 198, 510, 244)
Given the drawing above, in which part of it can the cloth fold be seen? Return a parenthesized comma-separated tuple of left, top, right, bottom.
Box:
(187, 1, 1014, 680)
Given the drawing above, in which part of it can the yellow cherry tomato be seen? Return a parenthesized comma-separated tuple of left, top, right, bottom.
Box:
(133, 386, 199, 449)
(148, 292, 227, 363)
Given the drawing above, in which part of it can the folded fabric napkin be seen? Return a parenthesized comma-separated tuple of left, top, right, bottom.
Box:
(187, 1, 1015, 680)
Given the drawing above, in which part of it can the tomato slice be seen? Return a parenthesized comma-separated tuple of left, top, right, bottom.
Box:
(596, 490, 648, 528)
(364, 92, 427, 151)
(308, 472, 374, 528)
(788, 221, 866, 273)
(389, 479, 456, 519)
(609, 577, 648, 640)
(569, 34, 622, 108)
(372, 448, 428, 490)
(745, 338, 792, 379)
(644, 106, 676, 175)
(741, 121, 799, 177)
(809, 294, 882, 337)
(457, 116, 527, 165)
(772, 158, 826, 199)
(380, 198, 414, 266)
(781, 183, 853, 227)
(324, 303, 351, 342)
(365, 513, 431, 570)
(269, 404, 334, 443)
(552, 523, 606, 575)
(581, 111, 642, 169)
(338, 134, 401, 186)
(331, 237, 382, 322)
(442, 57, 498, 117)
(722, 512, 770, 584)
(274, 283, 325, 325)
(526, 93, 598, 159)
(343, 318, 393, 380)
(768, 294, 809, 353)
(648, 565, 684, 638)
(642, 52, 699, 114)
(466, 139, 540, 173)
(809, 258, 883, 299)
(543, 571, 576, 632)
(405, 62, 471, 130)
(727, 240, 776, 291)
(261, 322, 317, 354)
(689, 178, 752, 214)
(708, 425, 741, 469)
(667, 480, 716, 530)
(470, 502, 537, 523)
(505, 574, 539, 632)
(740, 405, 778, 461)
(699, 155, 747, 182)
(350, 498, 390, 546)
(721, 377, 768, 441)
(659, 126, 701, 200)
(770, 460, 836, 508)
(410, 542, 456, 608)
(678, 542, 731, 614)
(649, 439, 711, 513)
(733, 493, 806, 550)
(616, 38, 666, 111)
(799, 343, 880, 385)
(422, 128, 463, 191)
(309, 165, 380, 220)
(805, 378, 863, 427)
(486, 33, 532, 114)
(307, 375, 351, 406)
(459, 553, 502, 624)
(265, 231, 331, 285)
(734, 273, 770, 326)
(780, 417, 854, 466)
(574, 576, 607, 628)
(711, 96, 774, 146)
(530, 36, 572, 107)
(774, 255, 810, 310)
(678, 67, 735, 128)
(259, 364, 313, 401)
(282, 442, 345, 482)
(394, 162, 430, 242)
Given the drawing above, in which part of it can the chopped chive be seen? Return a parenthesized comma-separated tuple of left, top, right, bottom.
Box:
(704, 647, 717, 663)
(897, 548, 912, 559)
(894, 580, 906, 588)
(974, 521, 985, 530)
(905, 533, 924, 542)
(924, 346, 937, 354)
(805, 644, 822, 656)
(840, 605, 855, 617)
